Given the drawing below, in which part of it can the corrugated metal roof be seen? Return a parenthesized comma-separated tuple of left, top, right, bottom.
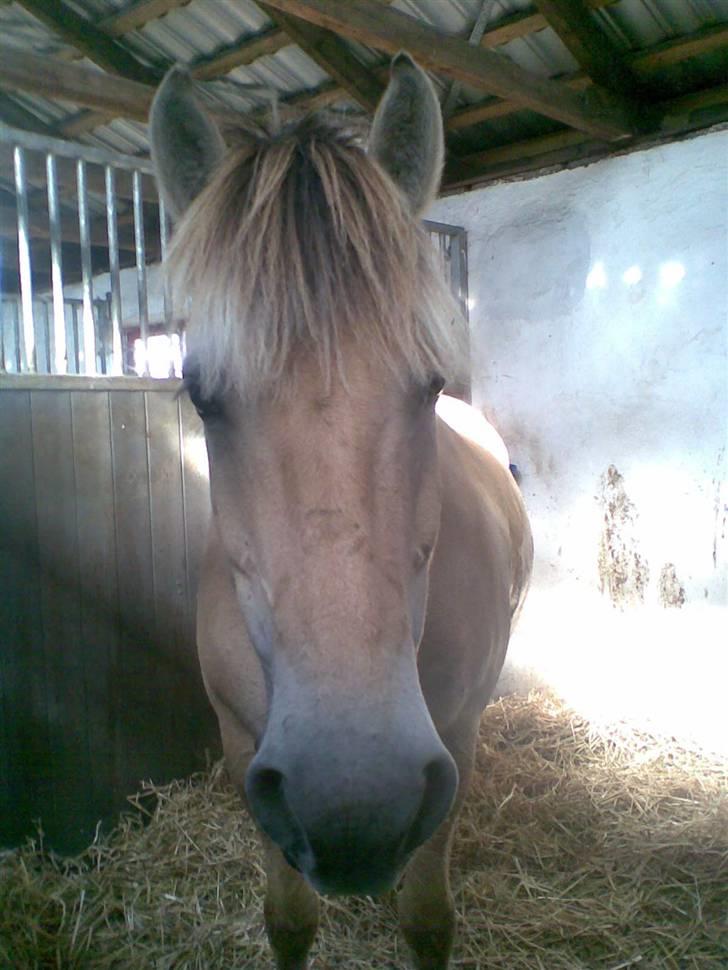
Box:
(0, 0, 726, 161)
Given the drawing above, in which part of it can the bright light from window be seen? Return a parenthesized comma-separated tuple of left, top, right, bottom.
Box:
(659, 261, 686, 288)
(586, 262, 607, 289)
(466, 297, 477, 311)
(134, 333, 183, 378)
(622, 265, 642, 285)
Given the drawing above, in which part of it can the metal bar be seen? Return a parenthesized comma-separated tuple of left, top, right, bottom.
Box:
(46, 152, 67, 374)
(70, 303, 80, 373)
(158, 195, 176, 376)
(442, 0, 496, 118)
(0, 301, 6, 373)
(159, 195, 171, 324)
(14, 300, 21, 372)
(0, 121, 155, 172)
(76, 158, 97, 374)
(133, 169, 149, 375)
(13, 145, 35, 372)
(423, 219, 468, 235)
(41, 300, 52, 373)
(105, 165, 124, 375)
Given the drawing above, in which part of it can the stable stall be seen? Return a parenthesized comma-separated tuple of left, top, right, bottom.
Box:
(0, 2, 726, 968)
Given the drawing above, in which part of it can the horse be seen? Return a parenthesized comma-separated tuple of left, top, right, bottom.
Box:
(150, 53, 533, 970)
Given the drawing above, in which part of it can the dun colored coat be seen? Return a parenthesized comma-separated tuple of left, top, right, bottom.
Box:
(150, 53, 532, 970)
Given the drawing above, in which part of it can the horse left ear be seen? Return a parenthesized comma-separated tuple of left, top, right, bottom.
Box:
(368, 52, 444, 216)
(149, 67, 226, 220)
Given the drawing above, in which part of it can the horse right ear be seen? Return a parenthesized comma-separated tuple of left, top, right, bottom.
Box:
(368, 52, 444, 216)
(149, 67, 225, 221)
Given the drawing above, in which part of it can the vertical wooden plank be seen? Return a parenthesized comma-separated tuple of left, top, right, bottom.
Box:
(0, 390, 47, 847)
(146, 390, 193, 776)
(30, 390, 86, 850)
(71, 390, 119, 831)
(108, 390, 159, 800)
(177, 396, 219, 764)
(179, 396, 210, 636)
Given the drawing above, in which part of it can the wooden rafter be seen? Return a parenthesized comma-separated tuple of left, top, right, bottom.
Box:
(0, 46, 154, 122)
(447, 24, 728, 132)
(1, 15, 724, 142)
(0, 47, 239, 130)
(477, 0, 617, 49)
(259, 3, 383, 111)
(52, 26, 289, 137)
(533, 0, 642, 97)
(631, 22, 728, 73)
(98, 0, 195, 37)
(191, 27, 287, 80)
(0, 95, 57, 136)
(446, 83, 728, 190)
(259, 0, 635, 139)
(15, 0, 159, 85)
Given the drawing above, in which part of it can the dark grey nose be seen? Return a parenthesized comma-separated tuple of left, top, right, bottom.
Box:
(245, 745, 458, 895)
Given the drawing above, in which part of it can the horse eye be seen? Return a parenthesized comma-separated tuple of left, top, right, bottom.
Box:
(427, 374, 446, 401)
(182, 359, 223, 421)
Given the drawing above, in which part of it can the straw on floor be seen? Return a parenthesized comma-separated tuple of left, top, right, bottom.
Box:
(1, 690, 726, 969)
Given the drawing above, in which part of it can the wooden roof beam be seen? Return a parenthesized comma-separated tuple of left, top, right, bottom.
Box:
(0, 46, 153, 122)
(447, 22, 728, 132)
(15, 0, 160, 85)
(54, 24, 289, 137)
(190, 27, 287, 80)
(98, 0, 195, 37)
(44, 0, 619, 139)
(259, 0, 636, 140)
(259, 3, 383, 111)
(533, 0, 644, 98)
(0, 95, 58, 136)
(445, 83, 728, 190)
(0, 47, 239, 130)
(479, 0, 617, 50)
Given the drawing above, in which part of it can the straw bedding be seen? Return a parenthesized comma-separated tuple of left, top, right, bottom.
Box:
(1, 690, 726, 969)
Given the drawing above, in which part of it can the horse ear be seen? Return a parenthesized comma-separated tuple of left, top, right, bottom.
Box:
(368, 52, 444, 216)
(149, 67, 225, 220)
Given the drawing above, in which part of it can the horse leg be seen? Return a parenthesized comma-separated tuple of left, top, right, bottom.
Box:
(259, 832, 320, 970)
(397, 714, 479, 970)
(216, 708, 320, 969)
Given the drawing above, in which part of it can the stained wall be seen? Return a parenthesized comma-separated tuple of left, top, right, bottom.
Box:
(429, 129, 728, 752)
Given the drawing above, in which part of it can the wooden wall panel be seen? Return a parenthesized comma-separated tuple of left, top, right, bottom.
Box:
(31, 391, 87, 848)
(179, 398, 210, 634)
(0, 384, 219, 853)
(146, 391, 203, 778)
(71, 391, 119, 826)
(0, 391, 47, 845)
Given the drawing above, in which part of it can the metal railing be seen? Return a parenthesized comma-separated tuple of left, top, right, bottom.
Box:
(424, 219, 469, 321)
(0, 122, 169, 377)
(0, 121, 467, 382)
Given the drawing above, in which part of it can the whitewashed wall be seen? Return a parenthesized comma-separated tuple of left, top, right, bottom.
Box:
(429, 130, 728, 753)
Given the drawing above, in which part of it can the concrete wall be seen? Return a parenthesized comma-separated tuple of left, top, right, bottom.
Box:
(429, 130, 727, 753)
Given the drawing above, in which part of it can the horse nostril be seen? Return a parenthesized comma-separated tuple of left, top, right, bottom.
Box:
(423, 752, 456, 797)
(245, 761, 315, 874)
(246, 764, 284, 809)
(403, 750, 458, 856)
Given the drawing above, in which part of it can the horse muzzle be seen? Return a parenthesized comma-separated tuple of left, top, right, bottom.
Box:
(245, 722, 458, 896)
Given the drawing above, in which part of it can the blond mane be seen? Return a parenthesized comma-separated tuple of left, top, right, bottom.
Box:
(166, 114, 467, 398)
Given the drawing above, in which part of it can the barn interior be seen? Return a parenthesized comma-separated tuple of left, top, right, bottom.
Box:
(0, 1, 726, 967)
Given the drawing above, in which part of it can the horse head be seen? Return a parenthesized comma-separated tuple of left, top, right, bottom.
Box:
(150, 54, 466, 896)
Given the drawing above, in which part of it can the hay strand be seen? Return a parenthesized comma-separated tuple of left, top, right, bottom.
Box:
(1, 691, 726, 968)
